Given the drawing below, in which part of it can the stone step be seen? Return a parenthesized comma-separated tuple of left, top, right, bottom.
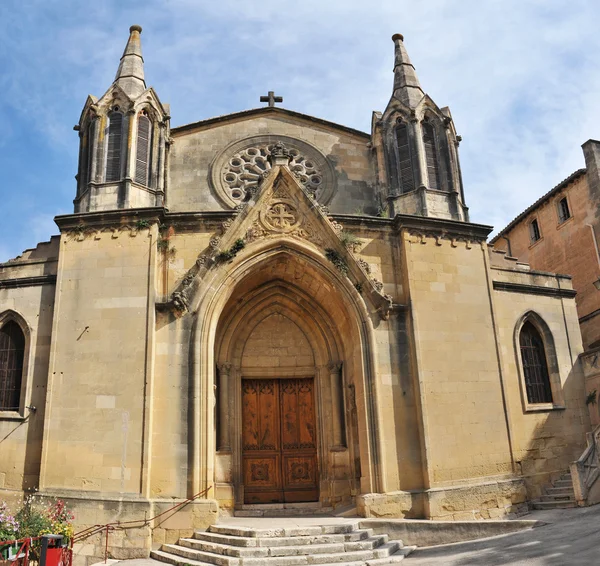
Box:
(554, 479, 574, 488)
(542, 492, 575, 501)
(233, 504, 335, 517)
(207, 523, 360, 538)
(545, 487, 574, 497)
(151, 522, 415, 566)
(183, 537, 383, 557)
(194, 529, 373, 548)
(532, 499, 577, 510)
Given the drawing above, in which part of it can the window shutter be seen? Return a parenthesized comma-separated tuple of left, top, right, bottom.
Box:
(558, 198, 570, 223)
(395, 123, 415, 193)
(519, 322, 553, 404)
(135, 114, 152, 186)
(105, 112, 123, 182)
(422, 122, 440, 191)
(529, 219, 541, 242)
(0, 321, 25, 411)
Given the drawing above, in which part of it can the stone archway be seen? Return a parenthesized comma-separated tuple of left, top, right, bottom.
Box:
(208, 241, 379, 508)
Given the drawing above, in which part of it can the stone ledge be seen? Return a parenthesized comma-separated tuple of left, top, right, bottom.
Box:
(360, 518, 545, 547)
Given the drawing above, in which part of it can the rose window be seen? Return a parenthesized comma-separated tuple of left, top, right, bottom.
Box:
(223, 144, 323, 202)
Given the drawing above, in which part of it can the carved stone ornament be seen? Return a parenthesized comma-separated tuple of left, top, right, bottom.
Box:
(260, 201, 300, 233)
(210, 135, 336, 209)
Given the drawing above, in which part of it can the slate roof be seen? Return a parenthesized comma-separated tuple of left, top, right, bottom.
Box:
(490, 168, 587, 244)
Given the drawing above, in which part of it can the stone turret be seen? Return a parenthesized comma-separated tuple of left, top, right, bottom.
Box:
(74, 26, 170, 213)
(372, 34, 468, 222)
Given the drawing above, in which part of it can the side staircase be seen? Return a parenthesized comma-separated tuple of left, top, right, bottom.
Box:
(532, 471, 577, 510)
(151, 522, 416, 565)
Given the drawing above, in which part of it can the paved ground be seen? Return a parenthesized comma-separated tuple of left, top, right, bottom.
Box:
(113, 505, 600, 566)
(406, 505, 600, 565)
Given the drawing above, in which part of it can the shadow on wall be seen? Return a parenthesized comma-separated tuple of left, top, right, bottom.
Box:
(518, 355, 591, 500)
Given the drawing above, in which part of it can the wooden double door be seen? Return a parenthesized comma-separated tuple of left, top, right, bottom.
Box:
(242, 378, 319, 504)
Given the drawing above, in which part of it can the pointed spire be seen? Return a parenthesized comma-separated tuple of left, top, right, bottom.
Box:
(114, 25, 146, 98)
(391, 34, 424, 107)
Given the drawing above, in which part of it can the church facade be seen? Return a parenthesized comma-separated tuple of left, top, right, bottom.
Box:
(0, 26, 592, 560)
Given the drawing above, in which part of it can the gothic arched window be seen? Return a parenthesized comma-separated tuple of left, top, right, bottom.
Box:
(105, 110, 124, 182)
(0, 321, 25, 411)
(422, 120, 441, 191)
(134, 111, 152, 186)
(395, 121, 415, 193)
(519, 321, 553, 404)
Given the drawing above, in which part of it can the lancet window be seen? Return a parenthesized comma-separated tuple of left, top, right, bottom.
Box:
(422, 120, 441, 191)
(519, 321, 553, 404)
(0, 321, 25, 411)
(394, 121, 415, 193)
(134, 111, 152, 186)
(105, 109, 124, 182)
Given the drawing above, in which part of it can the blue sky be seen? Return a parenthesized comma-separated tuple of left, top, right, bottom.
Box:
(0, 0, 599, 262)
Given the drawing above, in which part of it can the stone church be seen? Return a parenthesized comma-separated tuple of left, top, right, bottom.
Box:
(0, 25, 592, 558)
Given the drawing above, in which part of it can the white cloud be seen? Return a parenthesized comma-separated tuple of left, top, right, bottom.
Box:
(0, 0, 599, 263)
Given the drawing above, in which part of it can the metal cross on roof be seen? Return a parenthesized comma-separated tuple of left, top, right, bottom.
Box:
(260, 91, 283, 107)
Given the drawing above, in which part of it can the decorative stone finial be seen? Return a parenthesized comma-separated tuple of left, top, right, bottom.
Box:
(130, 25, 142, 33)
(392, 33, 404, 42)
(389, 32, 423, 108)
(268, 142, 292, 166)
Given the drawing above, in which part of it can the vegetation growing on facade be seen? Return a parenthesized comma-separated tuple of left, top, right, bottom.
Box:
(339, 231, 362, 251)
(325, 248, 349, 276)
(216, 239, 246, 263)
(157, 225, 176, 257)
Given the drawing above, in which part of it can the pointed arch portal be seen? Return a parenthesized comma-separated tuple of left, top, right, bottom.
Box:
(188, 239, 383, 508)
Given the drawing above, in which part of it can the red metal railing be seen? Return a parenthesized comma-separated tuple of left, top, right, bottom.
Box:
(71, 485, 213, 563)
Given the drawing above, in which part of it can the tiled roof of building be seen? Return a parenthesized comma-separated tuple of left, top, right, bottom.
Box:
(490, 168, 587, 244)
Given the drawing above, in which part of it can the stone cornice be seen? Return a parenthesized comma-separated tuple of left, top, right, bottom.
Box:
(0, 275, 57, 289)
(493, 280, 577, 299)
(55, 207, 166, 231)
(392, 214, 493, 241)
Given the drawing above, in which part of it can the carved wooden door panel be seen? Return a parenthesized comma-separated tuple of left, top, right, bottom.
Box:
(242, 378, 318, 504)
(280, 378, 319, 502)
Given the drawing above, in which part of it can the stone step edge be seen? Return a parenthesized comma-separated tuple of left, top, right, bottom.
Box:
(208, 523, 360, 538)
(159, 542, 401, 565)
(179, 536, 390, 557)
(194, 529, 375, 547)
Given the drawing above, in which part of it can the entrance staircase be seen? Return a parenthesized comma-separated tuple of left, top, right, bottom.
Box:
(151, 522, 416, 565)
(532, 471, 577, 509)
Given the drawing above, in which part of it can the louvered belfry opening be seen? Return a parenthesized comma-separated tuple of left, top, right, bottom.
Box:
(135, 111, 152, 186)
(0, 321, 25, 411)
(422, 121, 441, 191)
(519, 321, 553, 404)
(395, 121, 415, 193)
(105, 110, 123, 182)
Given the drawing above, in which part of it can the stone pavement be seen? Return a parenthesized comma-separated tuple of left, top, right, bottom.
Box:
(406, 505, 600, 565)
(111, 506, 600, 566)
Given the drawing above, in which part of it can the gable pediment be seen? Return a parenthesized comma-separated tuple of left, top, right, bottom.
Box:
(165, 154, 392, 320)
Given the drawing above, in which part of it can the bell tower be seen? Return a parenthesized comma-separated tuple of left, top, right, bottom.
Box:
(74, 25, 170, 213)
(372, 34, 468, 221)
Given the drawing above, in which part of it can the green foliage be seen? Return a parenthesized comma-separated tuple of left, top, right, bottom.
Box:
(73, 224, 86, 234)
(216, 239, 246, 263)
(339, 231, 362, 250)
(157, 238, 170, 251)
(354, 282, 363, 294)
(135, 219, 151, 229)
(586, 390, 597, 406)
(325, 248, 349, 276)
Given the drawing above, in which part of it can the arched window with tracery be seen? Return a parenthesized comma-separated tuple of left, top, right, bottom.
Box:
(105, 109, 123, 182)
(519, 321, 553, 404)
(422, 120, 441, 191)
(134, 110, 152, 186)
(394, 120, 415, 193)
(0, 321, 25, 411)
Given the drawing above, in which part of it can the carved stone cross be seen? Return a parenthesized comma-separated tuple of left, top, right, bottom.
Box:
(260, 91, 283, 107)
(266, 203, 296, 229)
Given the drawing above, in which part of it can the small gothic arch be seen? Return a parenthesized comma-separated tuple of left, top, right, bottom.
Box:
(393, 117, 416, 194)
(421, 117, 441, 191)
(514, 311, 562, 409)
(134, 109, 153, 187)
(105, 108, 125, 182)
(0, 310, 30, 414)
